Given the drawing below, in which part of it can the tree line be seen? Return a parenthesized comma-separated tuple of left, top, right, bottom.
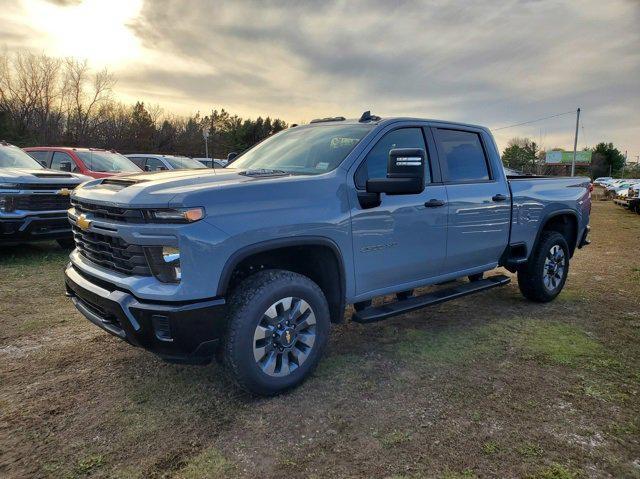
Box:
(0, 51, 287, 158)
(501, 137, 633, 178)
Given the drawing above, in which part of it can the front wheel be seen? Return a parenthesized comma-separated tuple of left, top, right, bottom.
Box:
(223, 270, 330, 396)
(517, 231, 569, 303)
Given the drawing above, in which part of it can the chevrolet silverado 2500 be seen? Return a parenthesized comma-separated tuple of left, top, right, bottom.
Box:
(0, 142, 89, 246)
(64, 112, 591, 395)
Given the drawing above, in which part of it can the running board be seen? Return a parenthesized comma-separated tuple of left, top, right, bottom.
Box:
(351, 275, 511, 324)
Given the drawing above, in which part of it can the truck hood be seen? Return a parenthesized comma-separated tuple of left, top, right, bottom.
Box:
(0, 168, 89, 185)
(71, 168, 298, 207)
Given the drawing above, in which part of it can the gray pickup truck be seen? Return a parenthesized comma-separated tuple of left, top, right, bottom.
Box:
(64, 112, 592, 395)
(0, 142, 88, 246)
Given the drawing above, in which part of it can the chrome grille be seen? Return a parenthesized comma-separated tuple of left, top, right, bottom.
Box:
(13, 194, 71, 211)
(71, 199, 145, 223)
(72, 225, 151, 276)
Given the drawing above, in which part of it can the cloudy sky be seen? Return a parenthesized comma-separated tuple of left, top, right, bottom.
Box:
(2, 0, 639, 158)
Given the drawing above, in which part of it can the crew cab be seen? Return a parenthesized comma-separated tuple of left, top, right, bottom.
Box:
(63, 113, 592, 395)
(0, 142, 89, 246)
(25, 147, 141, 179)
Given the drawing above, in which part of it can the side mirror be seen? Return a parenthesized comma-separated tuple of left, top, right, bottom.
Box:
(59, 161, 72, 172)
(227, 152, 238, 162)
(144, 164, 151, 171)
(366, 148, 426, 195)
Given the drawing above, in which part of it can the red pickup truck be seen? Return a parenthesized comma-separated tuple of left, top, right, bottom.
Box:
(25, 147, 141, 179)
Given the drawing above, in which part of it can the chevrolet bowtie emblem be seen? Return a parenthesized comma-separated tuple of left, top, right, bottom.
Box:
(77, 214, 91, 231)
(57, 188, 71, 196)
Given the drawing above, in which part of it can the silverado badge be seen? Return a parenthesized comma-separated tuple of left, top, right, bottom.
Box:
(77, 214, 91, 231)
(57, 188, 71, 196)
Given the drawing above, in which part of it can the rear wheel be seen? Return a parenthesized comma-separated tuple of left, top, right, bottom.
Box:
(223, 270, 330, 396)
(517, 231, 569, 302)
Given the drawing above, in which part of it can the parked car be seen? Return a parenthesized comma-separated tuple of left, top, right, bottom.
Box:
(593, 176, 612, 186)
(627, 184, 640, 214)
(613, 181, 640, 208)
(126, 154, 207, 171)
(0, 142, 89, 246)
(195, 158, 227, 168)
(64, 112, 591, 395)
(25, 147, 141, 178)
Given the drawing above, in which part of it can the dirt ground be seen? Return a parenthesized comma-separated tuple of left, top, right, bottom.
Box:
(1, 200, 639, 479)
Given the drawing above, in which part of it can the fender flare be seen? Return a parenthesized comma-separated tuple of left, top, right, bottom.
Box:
(532, 208, 580, 257)
(216, 236, 347, 304)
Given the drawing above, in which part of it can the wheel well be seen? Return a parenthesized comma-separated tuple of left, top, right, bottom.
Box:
(224, 244, 345, 323)
(541, 213, 578, 256)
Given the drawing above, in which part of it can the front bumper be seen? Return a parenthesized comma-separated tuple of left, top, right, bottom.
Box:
(0, 213, 72, 243)
(64, 263, 227, 364)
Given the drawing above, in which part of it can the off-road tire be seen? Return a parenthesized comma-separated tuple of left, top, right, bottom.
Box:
(517, 231, 569, 303)
(223, 269, 330, 396)
(56, 238, 75, 249)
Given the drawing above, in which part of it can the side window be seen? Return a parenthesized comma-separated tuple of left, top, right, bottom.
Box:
(128, 157, 146, 169)
(355, 128, 430, 188)
(145, 157, 165, 171)
(434, 129, 490, 182)
(27, 150, 50, 167)
(50, 152, 78, 172)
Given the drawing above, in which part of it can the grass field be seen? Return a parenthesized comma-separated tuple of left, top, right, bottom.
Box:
(1, 201, 639, 479)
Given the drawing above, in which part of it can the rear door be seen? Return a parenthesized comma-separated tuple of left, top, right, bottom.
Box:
(432, 126, 510, 274)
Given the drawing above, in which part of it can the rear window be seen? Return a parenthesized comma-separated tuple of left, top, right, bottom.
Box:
(435, 129, 490, 182)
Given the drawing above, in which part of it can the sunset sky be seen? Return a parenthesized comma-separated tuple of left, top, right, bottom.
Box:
(1, 0, 639, 159)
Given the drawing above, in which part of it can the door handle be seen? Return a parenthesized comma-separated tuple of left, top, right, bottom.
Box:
(424, 199, 446, 208)
(492, 194, 508, 202)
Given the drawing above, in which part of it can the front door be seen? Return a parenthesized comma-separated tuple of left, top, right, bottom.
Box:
(432, 127, 511, 274)
(349, 126, 448, 297)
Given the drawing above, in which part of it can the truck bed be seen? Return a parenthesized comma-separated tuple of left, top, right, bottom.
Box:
(507, 176, 591, 257)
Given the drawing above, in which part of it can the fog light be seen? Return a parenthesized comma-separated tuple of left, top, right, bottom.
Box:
(144, 246, 181, 283)
(162, 246, 181, 280)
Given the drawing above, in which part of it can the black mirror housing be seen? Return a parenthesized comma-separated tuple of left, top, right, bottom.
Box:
(366, 148, 426, 195)
(227, 152, 238, 162)
(59, 161, 72, 172)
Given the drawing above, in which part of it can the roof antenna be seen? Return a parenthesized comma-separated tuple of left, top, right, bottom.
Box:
(359, 110, 380, 122)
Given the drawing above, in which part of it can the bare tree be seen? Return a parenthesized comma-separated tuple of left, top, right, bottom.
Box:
(62, 58, 115, 144)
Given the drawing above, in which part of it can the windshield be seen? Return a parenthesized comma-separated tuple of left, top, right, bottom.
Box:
(0, 145, 44, 169)
(230, 124, 373, 175)
(76, 151, 141, 172)
(164, 156, 206, 169)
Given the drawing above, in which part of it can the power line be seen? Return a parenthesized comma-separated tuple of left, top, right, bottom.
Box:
(492, 110, 575, 131)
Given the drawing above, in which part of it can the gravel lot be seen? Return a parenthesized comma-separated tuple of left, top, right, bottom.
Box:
(1, 200, 639, 479)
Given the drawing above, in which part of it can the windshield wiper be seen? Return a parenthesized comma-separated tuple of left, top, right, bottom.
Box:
(239, 168, 291, 177)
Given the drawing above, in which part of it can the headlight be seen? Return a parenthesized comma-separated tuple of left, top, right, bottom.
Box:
(144, 207, 204, 223)
(0, 195, 14, 213)
(144, 246, 181, 283)
(0, 183, 19, 189)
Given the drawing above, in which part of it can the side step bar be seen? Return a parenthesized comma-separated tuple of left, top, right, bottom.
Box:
(352, 275, 511, 324)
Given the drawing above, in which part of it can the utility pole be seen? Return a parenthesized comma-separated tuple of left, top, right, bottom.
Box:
(571, 107, 580, 177)
(203, 127, 210, 159)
